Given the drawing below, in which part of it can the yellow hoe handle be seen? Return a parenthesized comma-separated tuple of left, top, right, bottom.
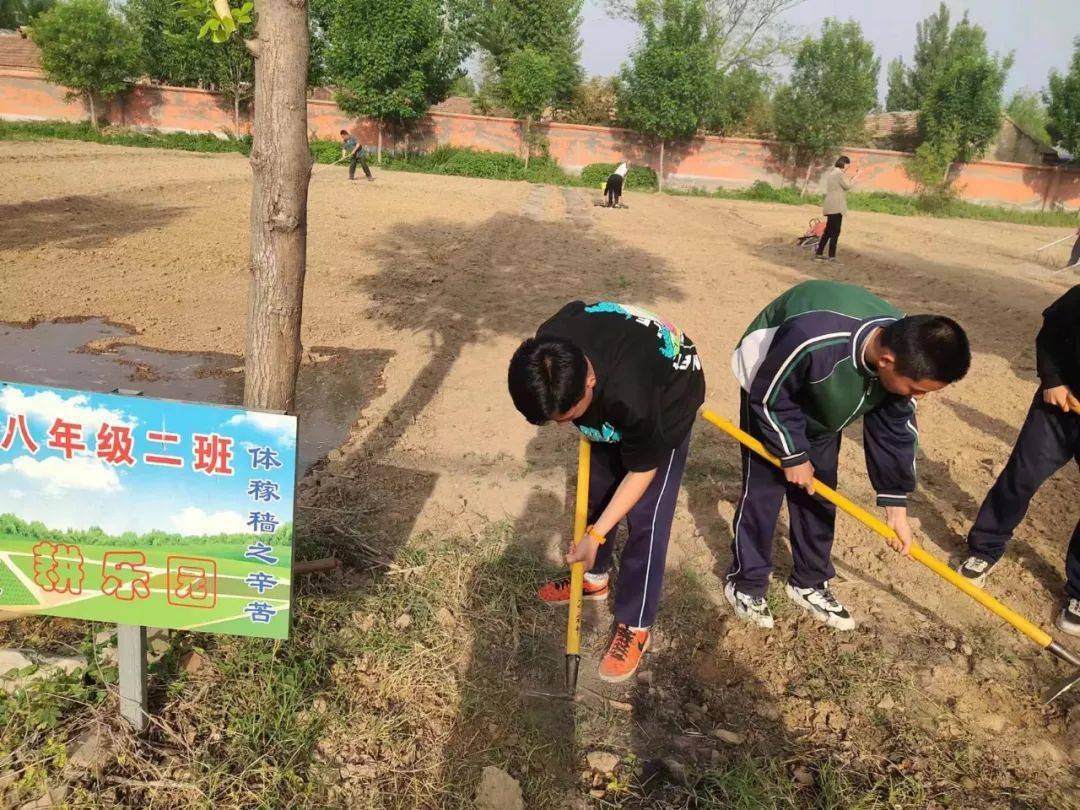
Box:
(701, 410, 1055, 650)
(566, 437, 591, 658)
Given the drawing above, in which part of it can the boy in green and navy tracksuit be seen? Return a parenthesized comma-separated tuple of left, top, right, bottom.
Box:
(726, 281, 971, 630)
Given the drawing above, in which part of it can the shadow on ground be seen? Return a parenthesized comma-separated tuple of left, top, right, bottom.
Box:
(0, 195, 186, 251)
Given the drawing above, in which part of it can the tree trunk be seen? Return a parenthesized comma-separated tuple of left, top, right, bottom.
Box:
(233, 95, 241, 137)
(800, 160, 815, 195)
(243, 0, 311, 412)
(523, 115, 531, 168)
(377, 122, 383, 164)
(658, 139, 664, 191)
(87, 93, 96, 130)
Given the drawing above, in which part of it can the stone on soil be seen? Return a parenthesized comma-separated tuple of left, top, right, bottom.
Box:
(475, 766, 523, 810)
(586, 751, 619, 773)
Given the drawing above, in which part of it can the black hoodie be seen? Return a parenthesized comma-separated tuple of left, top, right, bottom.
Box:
(1036, 285, 1080, 392)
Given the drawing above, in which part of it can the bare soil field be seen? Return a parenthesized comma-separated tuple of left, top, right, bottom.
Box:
(1, 139, 1079, 807)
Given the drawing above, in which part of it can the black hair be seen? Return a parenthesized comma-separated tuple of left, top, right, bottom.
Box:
(507, 337, 588, 425)
(880, 315, 970, 383)
(340, 129, 349, 136)
(835, 155, 851, 168)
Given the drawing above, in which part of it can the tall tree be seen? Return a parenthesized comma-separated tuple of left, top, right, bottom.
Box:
(127, 0, 253, 133)
(0, 0, 54, 28)
(30, 0, 140, 128)
(323, 0, 468, 161)
(181, 0, 312, 412)
(608, 0, 802, 73)
(500, 46, 558, 166)
(707, 62, 771, 136)
(884, 57, 916, 112)
(887, 2, 951, 111)
(772, 18, 878, 187)
(470, 0, 583, 106)
(1046, 37, 1080, 155)
(1006, 90, 1051, 145)
(916, 14, 1011, 164)
(127, 0, 213, 85)
(617, 0, 718, 190)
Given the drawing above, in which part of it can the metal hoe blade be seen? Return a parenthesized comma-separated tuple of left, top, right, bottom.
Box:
(1044, 641, 1080, 704)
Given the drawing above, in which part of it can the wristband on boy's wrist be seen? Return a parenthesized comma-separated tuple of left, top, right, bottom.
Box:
(585, 525, 607, 545)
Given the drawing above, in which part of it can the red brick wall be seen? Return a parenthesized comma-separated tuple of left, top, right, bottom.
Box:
(3, 69, 1078, 211)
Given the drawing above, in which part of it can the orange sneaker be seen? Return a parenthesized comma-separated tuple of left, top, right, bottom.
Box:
(598, 623, 650, 683)
(537, 576, 609, 605)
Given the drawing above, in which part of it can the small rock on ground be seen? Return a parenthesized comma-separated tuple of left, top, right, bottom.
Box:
(0, 649, 33, 676)
(711, 728, 744, 745)
(475, 766, 523, 810)
(68, 725, 110, 772)
(586, 751, 620, 773)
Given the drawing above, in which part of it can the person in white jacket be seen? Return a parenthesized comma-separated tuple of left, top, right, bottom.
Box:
(604, 162, 629, 207)
(815, 156, 860, 261)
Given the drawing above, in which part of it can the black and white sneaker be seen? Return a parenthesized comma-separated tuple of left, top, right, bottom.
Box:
(785, 581, 856, 630)
(724, 582, 774, 629)
(955, 555, 994, 588)
(1057, 599, 1080, 637)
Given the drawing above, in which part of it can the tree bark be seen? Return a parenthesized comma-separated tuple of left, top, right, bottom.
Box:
(87, 93, 96, 130)
(233, 94, 241, 137)
(800, 160, 815, 195)
(658, 139, 664, 191)
(523, 115, 532, 168)
(243, 0, 311, 412)
(377, 121, 383, 164)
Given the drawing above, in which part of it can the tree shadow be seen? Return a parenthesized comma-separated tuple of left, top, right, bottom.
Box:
(1019, 164, 1080, 212)
(606, 129, 707, 186)
(682, 422, 794, 594)
(0, 195, 186, 251)
(326, 211, 683, 799)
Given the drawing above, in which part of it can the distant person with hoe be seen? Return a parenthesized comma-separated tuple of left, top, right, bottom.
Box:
(340, 129, 373, 182)
(815, 156, 860, 261)
(604, 162, 629, 208)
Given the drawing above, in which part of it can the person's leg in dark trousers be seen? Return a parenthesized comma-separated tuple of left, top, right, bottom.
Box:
(786, 431, 841, 587)
(357, 152, 373, 179)
(587, 442, 625, 577)
(348, 154, 357, 180)
(1068, 236, 1080, 268)
(605, 433, 691, 628)
(727, 391, 788, 598)
(969, 396, 1080, 595)
(816, 213, 842, 258)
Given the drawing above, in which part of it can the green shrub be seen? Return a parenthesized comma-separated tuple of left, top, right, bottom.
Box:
(310, 138, 342, 164)
(0, 119, 250, 154)
(579, 162, 658, 190)
(741, 180, 807, 204)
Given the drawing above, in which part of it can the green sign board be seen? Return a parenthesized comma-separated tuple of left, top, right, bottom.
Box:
(0, 381, 296, 639)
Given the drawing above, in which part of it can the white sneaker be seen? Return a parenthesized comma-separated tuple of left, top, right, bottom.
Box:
(956, 555, 994, 588)
(1056, 599, 1080, 637)
(785, 581, 856, 631)
(724, 581, 774, 629)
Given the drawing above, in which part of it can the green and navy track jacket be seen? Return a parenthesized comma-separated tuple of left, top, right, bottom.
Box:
(731, 280, 919, 508)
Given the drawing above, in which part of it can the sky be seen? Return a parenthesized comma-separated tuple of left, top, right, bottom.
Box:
(580, 0, 1080, 100)
(0, 382, 297, 536)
